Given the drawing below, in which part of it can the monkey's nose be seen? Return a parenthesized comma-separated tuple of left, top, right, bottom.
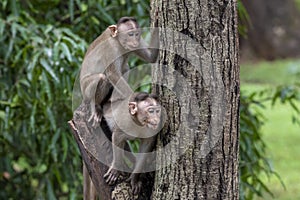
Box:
(132, 41, 139, 47)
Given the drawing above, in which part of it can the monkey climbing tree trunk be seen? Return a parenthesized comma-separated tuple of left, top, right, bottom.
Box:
(150, 0, 239, 199)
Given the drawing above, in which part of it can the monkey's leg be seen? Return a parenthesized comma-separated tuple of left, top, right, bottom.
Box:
(90, 74, 112, 127)
(128, 137, 155, 195)
(95, 74, 112, 106)
(81, 73, 112, 127)
(104, 131, 126, 185)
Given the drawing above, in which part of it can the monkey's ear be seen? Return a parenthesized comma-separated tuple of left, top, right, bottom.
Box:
(129, 102, 138, 115)
(108, 25, 118, 37)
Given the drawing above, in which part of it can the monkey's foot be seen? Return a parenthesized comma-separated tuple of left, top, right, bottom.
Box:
(131, 180, 142, 195)
(127, 175, 142, 195)
(88, 112, 102, 127)
(104, 167, 120, 185)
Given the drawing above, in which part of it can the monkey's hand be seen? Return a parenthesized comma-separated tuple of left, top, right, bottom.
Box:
(103, 167, 120, 185)
(127, 174, 142, 195)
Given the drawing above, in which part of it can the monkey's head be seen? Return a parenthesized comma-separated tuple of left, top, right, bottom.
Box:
(129, 92, 161, 130)
(109, 17, 141, 51)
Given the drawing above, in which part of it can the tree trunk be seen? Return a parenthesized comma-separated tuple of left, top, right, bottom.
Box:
(150, 0, 239, 199)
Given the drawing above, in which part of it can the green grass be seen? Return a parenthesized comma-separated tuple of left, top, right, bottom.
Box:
(241, 59, 300, 85)
(241, 59, 300, 200)
(258, 102, 300, 200)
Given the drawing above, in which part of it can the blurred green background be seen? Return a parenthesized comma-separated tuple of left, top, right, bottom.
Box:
(0, 0, 300, 199)
(241, 60, 300, 200)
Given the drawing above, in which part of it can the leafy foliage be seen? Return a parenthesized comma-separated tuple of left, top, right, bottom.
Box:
(238, 0, 251, 37)
(271, 85, 300, 125)
(0, 11, 86, 200)
(0, 0, 150, 199)
(240, 84, 300, 200)
(239, 90, 274, 199)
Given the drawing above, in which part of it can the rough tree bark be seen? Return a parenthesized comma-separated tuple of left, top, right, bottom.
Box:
(150, 0, 239, 199)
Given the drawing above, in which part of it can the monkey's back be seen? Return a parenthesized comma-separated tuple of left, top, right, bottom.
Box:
(79, 29, 122, 80)
(85, 28, 111, 57)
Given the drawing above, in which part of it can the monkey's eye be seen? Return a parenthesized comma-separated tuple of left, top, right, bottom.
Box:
(128, 32, 134, 37)
(148, 108, 155, 114)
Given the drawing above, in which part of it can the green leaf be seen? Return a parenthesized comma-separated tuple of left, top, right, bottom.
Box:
(44, 25, 53, 34)
(70, 190, 76, 200)
(46, 106, 57, 130)
(30, 101, 37, 132)
(60, 42, 72, 62)
(53, 41, 60, 62)
(62, 132, 68, 162)
(31, 36, 44, 44)
(40, 58, 60, 83)
(0, 100, 11, 106)
(47, 179, 57, 200)
(0, 19, 5, 37)
(61, 28, 83, 41)
(69, 0, 74, 22)
(49, 129, 60, 162)
(36, 164, 47, 174)
(53, 166, 62, 185)
(0, 110, 6, 121)
(42, 71, 53, 101)
(28, 52, 42, 81)
(5, 36, 15, 63)
(96, 4, 115, 24)
(289, 100, 300, 114)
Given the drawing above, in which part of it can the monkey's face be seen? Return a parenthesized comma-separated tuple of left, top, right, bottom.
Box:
(143, 105, 161, 130)
(117, 23, 141, 50)
(136, 99, 161, 130)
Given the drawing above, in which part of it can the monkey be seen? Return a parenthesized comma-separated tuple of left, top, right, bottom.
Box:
(80, 16, 159, 199)
(80, 16, 159, 127)
(103, 92, 162, 195)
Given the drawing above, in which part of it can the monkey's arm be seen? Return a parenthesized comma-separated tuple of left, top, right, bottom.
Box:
(135, 28, 159, 63)
(135, 10, 159, 63)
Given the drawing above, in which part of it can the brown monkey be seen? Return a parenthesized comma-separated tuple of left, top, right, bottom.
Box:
(103, 92, 162, 195)
(80, 17, 159, 127)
